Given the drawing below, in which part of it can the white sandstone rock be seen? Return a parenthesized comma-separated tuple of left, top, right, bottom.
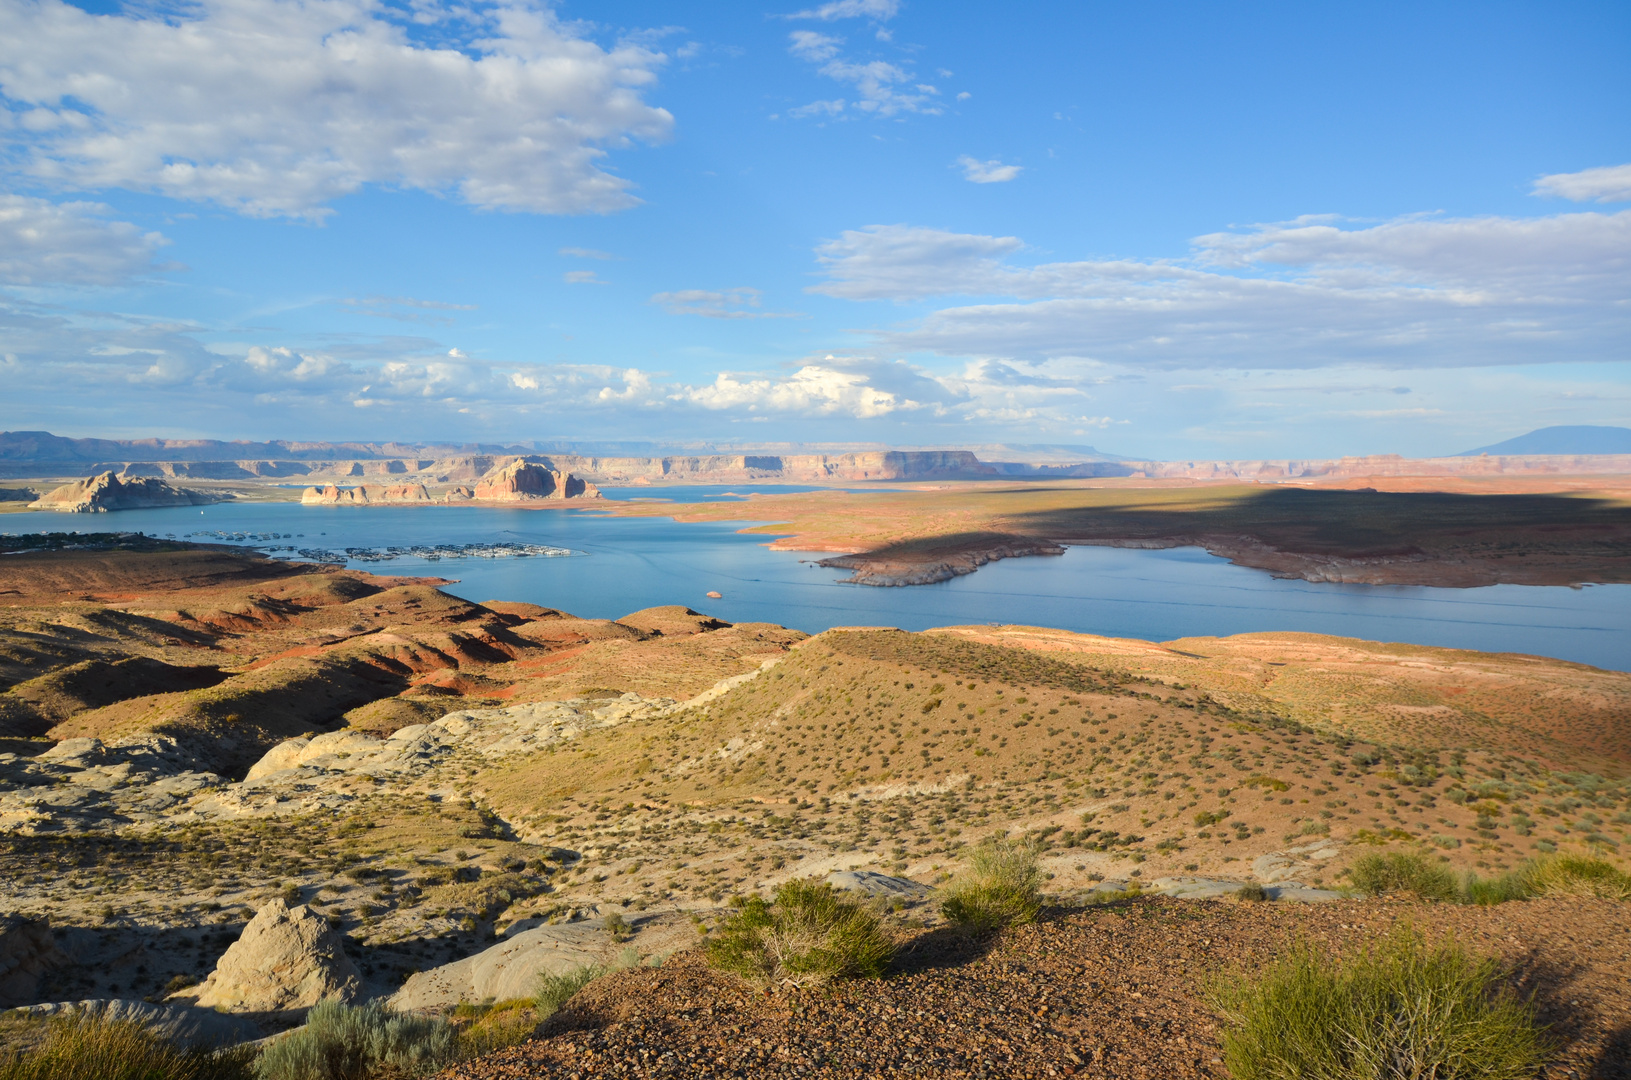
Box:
(190, 899, 360, 1012)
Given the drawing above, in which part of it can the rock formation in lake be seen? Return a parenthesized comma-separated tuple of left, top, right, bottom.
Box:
(188, 898, 360, 1012)
(300, 483, 435, 505)
(27, 472, 216, 513)
(472, 458, 602, 501)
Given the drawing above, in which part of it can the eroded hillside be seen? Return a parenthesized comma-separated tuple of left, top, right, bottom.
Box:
(0, 538, 1627, 1015)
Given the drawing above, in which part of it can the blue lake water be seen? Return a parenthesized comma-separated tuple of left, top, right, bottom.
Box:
(10, 495, 1629, 672)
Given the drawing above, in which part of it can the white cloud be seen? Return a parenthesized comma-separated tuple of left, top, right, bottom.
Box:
(789, 99, 846, 118)
(784, 22, 939, 118)
(811, 224, 1024, 299)
(784, 0, 900, 21)
(681, 361, 912, 418)
(1533, 164, 1631, 204)
(0, 195, 173, 285)
(649, 287, 798, 319)
(564, 270, 607, 284)
(810, 213, 1631, 368)
(789, 30, 843, 62)
(559, 246, 619, 260)
(957, 155, 1022, 183)
(0, 0, 675, 220)
(956, 91, 971, 101)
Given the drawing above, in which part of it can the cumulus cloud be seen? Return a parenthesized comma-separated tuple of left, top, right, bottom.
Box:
(1532, 164, 1631, 204)
(649, 287, 799, 318)
(957, 156, 1022, 183)
(810, 212, 1631, 368)
(559, 246, 620, 260)
(0, 0, 674, 219)
(681, 361, 916, 418)
(0, 195, 174, 285)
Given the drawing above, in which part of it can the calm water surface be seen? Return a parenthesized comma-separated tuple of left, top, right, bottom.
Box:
(16, 494, 1629, 672)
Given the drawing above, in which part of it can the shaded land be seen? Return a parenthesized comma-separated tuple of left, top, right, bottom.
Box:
(616, 481, 1631, 588)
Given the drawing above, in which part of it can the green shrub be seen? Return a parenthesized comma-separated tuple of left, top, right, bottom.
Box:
(0, 1014, 255, 1080)
(1356, 851, 1631, 906)
(1212, 926, 1550, 1080)
(1235, 882, 1269, 902)
(451, 1001, 538, 1057)
(1521, 854, 1631, 899)
(253, 1000, 456, 1080)
(704, 879, 894, 985)
(1350, 852, 1460, 901)
(534, 963, 606, 1017)
(940, 837, 1043, 934)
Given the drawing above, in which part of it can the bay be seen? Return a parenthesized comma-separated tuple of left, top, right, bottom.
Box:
(11, 495, 1628, 672)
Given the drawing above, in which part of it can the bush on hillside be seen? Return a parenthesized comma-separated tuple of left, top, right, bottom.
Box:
(705, 879, 894, 985)
(940, 836, 1044, 934)
(253, 1000, 456, 1080)
(449, 1000, 540, 1057)
(535, 962, 607, 1016)
(0, 1015, 254, 1080)
(1350, 852, 1460, 901)
(1522, 854, 1631, 899)
(1354, 851, 1631, 906)
(1212, 926, 1550, 1080)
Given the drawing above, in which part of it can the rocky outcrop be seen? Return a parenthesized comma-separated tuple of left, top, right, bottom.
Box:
(300, 483, 434, 505)
(0, 915, 64, 1007)
(27, 472, 216, 513)
(387, 922, 616, 1011)
(472, 459, 602, 502)
(824, 871, 933, 898)
(189, 898, 360, 1012)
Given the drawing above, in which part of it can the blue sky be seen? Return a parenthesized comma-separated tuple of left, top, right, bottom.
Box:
(0, 0, 1627, 458)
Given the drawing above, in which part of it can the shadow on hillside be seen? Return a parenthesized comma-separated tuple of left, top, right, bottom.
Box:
(1594, 1025, 1631, 1078)
(889, 904, 1108, 977)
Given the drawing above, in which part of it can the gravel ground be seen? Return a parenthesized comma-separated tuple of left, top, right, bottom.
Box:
(442, 896, 1631, 1080)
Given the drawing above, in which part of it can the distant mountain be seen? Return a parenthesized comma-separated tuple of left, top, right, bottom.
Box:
(0, 430, 537, 464)
(1459, 425, 1631, 456)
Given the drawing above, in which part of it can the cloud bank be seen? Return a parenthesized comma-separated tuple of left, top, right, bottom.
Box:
(0, 0, 675, 219)
(0, 196, 174, 286)
(811, 213, 1631, 368)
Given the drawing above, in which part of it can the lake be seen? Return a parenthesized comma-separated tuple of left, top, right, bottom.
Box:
(10, 492, 1629, 672)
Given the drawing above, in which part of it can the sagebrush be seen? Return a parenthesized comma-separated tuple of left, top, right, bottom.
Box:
(940, 836, 1043, 933)
(705, 878, 894, 984)
(1353, 851, 1631, 905)
(0, 1014, 255, 1080)
(253, 1000, 457, 1080)
(1212, 926, 1550, 1080)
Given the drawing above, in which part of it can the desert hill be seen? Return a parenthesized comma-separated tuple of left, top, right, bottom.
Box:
(0, 539, 1626, 1041)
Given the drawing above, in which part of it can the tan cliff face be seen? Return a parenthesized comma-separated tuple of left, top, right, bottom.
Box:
(18, 449, 996, 485)
(27, 472, 215, 513)
(300, 483, 435, 506)
(471, 459, 602, 501)
(298, 461, 602, 504)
